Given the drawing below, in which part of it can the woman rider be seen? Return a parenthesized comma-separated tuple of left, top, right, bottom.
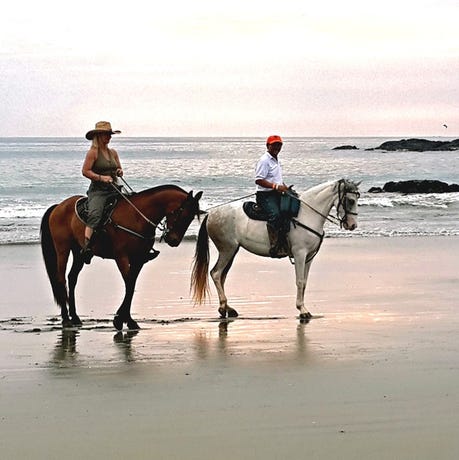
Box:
(80, 121, 159, 264)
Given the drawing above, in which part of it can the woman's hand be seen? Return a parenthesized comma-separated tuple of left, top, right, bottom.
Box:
(100, 175, 113, 183)
(116, 168, 123, 177)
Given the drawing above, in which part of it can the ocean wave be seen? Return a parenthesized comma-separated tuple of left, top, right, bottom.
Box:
(360, 192, 459, 209)
(0, 204, 48, 219)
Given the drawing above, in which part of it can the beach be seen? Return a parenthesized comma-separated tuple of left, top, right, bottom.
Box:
(1, 237, 459, 459)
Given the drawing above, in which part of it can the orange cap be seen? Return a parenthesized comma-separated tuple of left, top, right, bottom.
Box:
(266, 135, 283, 145)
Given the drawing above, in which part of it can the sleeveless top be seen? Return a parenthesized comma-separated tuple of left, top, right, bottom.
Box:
(92, 148, 118, 179)
(88, 148, 119, 193)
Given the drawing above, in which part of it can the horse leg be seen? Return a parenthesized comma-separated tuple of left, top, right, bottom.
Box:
(294, 251, 313, 321)
(67, 247, 84, 326)
(113, 257, 144, 331)
(210, 246, 240, 318)
(55, 248, 72, 328)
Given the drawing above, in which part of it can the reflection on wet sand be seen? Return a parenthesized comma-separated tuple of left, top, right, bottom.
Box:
(51, 329, 80, 366)
(113, 330, 139, 363)
(46, 316, 316, 369)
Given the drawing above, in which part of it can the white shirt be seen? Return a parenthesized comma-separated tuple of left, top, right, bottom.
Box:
(255, 152, 283, 192)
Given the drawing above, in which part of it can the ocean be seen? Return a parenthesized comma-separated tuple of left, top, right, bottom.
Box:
(1, 136, 458, 245)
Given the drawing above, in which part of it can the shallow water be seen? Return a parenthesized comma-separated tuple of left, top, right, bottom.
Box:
(1, 136, 459, 243)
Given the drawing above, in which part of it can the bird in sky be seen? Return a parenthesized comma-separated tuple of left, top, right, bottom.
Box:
(443, 124, 448, 128)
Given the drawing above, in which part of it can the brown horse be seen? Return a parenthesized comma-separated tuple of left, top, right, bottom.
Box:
(40, 185, 202, 330)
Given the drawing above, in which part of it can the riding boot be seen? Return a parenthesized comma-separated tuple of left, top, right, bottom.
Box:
(267, 225, 289, 258)
(80, 236, 94, 264)
(266, 225, 286, 258)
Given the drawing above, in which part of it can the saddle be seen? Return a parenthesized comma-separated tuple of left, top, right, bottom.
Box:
(75, 196, 118, 227)
(242, 189, 301, 222)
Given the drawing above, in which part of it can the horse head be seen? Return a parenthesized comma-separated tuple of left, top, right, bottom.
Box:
(334, 179, 360, 231)
(164, 190, 203, 246)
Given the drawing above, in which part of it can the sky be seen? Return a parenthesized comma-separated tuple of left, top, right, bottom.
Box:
(1, 0, 458, 137)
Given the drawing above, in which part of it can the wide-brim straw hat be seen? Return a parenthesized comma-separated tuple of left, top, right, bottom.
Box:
(85, 121, 121, 140)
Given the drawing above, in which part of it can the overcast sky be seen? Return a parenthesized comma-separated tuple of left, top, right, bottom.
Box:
(1, 0, 458, 137)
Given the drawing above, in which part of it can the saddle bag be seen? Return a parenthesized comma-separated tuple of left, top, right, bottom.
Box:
(280, 188, 300, 218)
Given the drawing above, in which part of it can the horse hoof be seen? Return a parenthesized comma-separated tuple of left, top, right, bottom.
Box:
(71, 316, 82, 327)
(218, 307, 227, 318)
(299, 312, 312, 322)
(227, 308, 239, 318)
(62, 319, 73, 329)
(113, 315, 124, 331)
(127, 319, 140, 330)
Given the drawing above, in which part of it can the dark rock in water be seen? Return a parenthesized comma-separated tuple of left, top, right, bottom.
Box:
(368, 180, 459, 194)
(372, 138, 459, 152)
(367, 186, 384, 193)
(332, 145, 358, 150)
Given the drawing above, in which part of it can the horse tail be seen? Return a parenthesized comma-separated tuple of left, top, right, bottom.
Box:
(40, 205, 66, 307)
(190, 215, 210, 304)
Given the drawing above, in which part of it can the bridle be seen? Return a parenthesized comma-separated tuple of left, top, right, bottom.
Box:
(335, 179, 360, 229)
(159, 197, 198, 242)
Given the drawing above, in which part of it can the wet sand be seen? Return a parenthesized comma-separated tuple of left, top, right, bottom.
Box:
(1, 238, 459, 459)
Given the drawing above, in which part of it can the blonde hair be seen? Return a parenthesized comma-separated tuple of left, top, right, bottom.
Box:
(91, 135, 100, 149)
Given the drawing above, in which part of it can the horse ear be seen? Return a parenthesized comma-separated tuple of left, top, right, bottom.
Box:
(194, 191, 203, 201)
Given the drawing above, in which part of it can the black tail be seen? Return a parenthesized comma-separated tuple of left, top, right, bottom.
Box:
(40, 205, 67, 307)
(190, 215, 210, 304)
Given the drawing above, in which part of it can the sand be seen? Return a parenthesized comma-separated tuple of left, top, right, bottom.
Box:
(1, 237, 458, 459)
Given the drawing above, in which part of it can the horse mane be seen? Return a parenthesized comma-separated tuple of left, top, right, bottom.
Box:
(133, 184, 188, 197)
(301, 178, 359, 199)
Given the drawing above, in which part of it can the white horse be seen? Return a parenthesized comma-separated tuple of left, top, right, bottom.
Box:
(190, 179, 360, 320)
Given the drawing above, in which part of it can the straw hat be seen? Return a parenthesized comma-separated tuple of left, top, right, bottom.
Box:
(85, 121, 121, 140)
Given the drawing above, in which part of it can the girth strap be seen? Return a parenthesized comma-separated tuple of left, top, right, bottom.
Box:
(291, 218, 324, 240)
(111, 221, 155, 241)
(290, 218, 325, 265)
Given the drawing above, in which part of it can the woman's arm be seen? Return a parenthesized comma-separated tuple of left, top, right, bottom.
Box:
(82, 148, 99, 180)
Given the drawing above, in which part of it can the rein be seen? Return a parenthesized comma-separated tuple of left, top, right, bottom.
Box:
(110, 183, 160, 229)
(204, 193, 256, 212)
(108, 182, 167, 240)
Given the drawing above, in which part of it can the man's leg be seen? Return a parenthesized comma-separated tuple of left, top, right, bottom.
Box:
(257, 192, 287, 258)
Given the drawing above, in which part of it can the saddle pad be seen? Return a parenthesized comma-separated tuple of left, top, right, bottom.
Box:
(243, 201, 269, 221)
(75, 196, 118, 226)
